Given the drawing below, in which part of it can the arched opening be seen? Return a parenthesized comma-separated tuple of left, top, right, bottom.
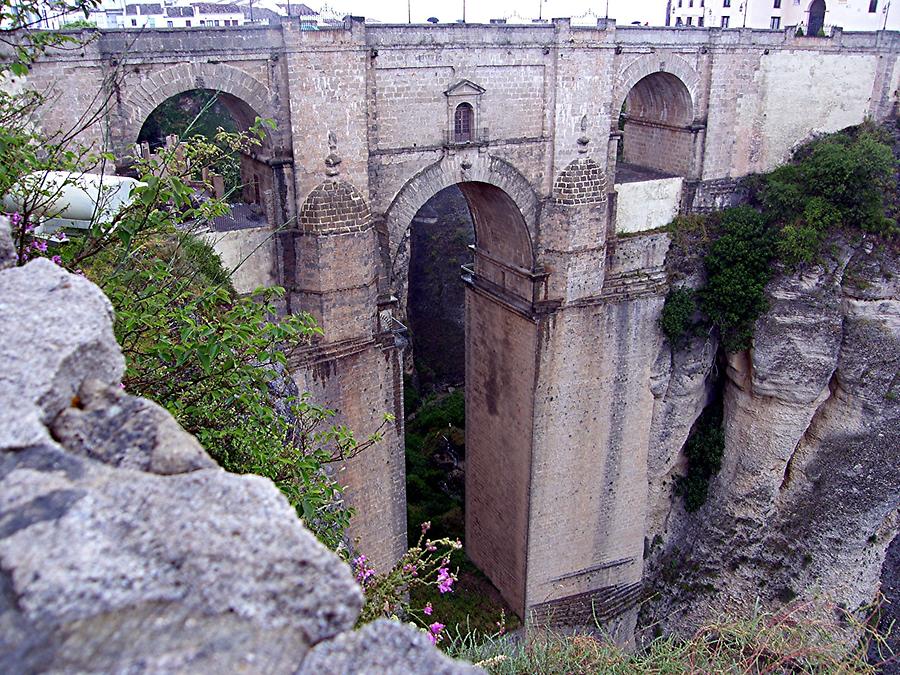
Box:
(400, 178, 535, 627)
(454, 103, 474, 143)
(614, 71, 696, 232)
(136, 88, 271, 228)
(618, 71, 694, 180)
(808, 0, 826, 35)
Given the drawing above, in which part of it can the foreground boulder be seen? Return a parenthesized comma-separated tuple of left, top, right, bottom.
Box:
(0, 257, 478, 674)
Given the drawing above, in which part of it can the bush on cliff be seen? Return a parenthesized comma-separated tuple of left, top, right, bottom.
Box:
(665, 123, 897, 355)
(660, 287, 697, 347)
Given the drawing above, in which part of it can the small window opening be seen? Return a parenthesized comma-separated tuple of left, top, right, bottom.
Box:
(454, 103, 474, 143)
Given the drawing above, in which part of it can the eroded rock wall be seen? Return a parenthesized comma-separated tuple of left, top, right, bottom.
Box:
(643, 238, 900, 636)
(0, 246, 478, 673)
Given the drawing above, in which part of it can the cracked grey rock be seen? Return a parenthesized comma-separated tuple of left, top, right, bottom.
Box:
(51, 378, 216, 474)
(0, 215, 14, 270)
(299, 619, 483, 675)
(0, 245, 476, 674)
(0, 258, 124, 450)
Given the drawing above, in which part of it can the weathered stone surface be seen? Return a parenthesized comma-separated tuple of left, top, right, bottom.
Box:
(0, 258, 124, 450)
(51, 378, 216, 475)
(0, 215, 14, 270)
(0, 253, 476, 673)
(299, 619, 481, 675)
(642, 240, 900, 637)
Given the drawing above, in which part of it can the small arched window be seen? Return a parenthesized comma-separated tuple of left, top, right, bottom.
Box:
(454, 103, 474, 143)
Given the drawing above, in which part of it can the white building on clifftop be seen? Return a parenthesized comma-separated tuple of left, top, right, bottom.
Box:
(668, 0, 897, 33)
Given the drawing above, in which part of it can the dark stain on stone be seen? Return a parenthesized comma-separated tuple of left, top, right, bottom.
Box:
(0, 489, 86, 539)
(0, 446, 85, 481)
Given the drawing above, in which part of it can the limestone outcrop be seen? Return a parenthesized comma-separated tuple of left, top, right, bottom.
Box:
(644, 237, 900, 636)
(0, 255, 479, 674)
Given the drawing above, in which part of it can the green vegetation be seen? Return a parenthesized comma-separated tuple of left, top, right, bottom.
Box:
(447, 598, 892, 674)
(667, 124, 897, 354)
(660, 287, 697, 347)
(60, 18, 96, 28)
(0, 34, 382, 552)
(699, 206, 776, 352)
(404, 389, 521, 636)
(677, 399, 726, 512)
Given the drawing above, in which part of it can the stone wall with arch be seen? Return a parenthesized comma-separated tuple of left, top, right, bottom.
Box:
(114, 61, 274, 156)
(381, 151, 540, 309)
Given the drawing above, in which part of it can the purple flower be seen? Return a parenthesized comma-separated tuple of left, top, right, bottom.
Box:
(31, 239, 47, 253)
(423, 602, 432, 616)
(52, 231, 68, 242)
(402, 563, 417, 576)
(421, 521, 431, 534)
(353, 554, 376, 585)
(436, 567, 454, 594)
(51, 255, 63, 265)
(427, 621, 444, 645)
(9, 212, 21, 227)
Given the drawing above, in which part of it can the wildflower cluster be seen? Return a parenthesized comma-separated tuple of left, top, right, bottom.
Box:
(6, 212, 68, 266)
(356, 521, 461, 646)
(353, 554, 377, 585)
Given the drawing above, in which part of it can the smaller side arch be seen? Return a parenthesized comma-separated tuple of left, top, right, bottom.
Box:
(612, 53, 702, 127)
(116, 62, 273, 154)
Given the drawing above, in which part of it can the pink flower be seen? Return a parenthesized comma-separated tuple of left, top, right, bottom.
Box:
(353, 554, 376, 585)
(428, 621, 445, 644)
(423, 602, 432, 616)
(436, 567, 454, 594)
(402, 563, 417, 576)
(421, 521, 431, 534)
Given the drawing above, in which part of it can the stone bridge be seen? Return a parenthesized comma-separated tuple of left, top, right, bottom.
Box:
(27, 18, 900, 629)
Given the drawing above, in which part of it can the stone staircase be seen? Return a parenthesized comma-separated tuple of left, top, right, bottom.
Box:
(600, 265, 668, 303)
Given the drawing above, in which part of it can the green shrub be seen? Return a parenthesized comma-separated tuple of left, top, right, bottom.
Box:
(677, 399, 725, 512)
(660, 287, 697, 347)
(668, 125, 897, 355)
(700, 207, 775, 353)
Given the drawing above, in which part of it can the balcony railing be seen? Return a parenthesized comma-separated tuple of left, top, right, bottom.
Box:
(445, 127, 489, 146)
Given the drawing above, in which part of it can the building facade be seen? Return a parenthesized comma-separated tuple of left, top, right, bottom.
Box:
(669, 0, 897, 32)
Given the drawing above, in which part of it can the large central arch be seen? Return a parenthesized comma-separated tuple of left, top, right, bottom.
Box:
(384, 154, 541, 616)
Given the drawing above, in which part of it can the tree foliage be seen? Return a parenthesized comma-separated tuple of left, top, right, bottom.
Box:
(677, 400, 725, 512)
(660, 287, 697, 347)
(699, 206, 776, 353)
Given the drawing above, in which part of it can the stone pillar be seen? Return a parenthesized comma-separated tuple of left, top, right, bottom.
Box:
(280, 19, 406, 573)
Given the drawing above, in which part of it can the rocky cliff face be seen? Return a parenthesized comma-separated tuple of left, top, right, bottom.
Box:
(0, 245, 479, 673)
(643, 237, 900, 638)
